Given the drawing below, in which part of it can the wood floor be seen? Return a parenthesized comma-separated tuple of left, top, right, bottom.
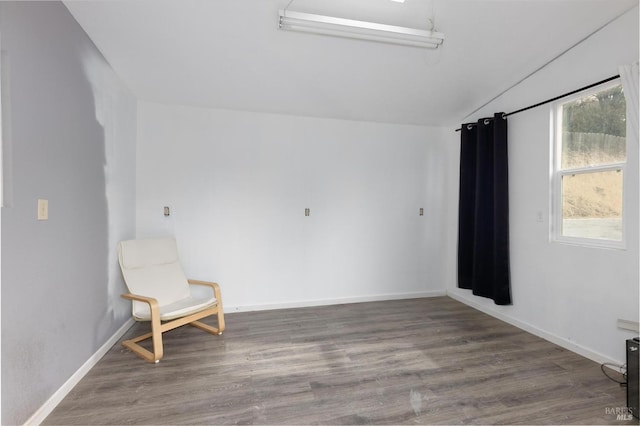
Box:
(44, 297, 635, 425)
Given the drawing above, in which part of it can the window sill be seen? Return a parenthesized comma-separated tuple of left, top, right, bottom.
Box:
(552, 236, 626, 251)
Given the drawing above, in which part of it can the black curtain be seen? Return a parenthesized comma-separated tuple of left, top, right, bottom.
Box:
(457, 112, 512, 305)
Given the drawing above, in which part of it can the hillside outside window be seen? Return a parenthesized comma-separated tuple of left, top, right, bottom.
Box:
(552, 81, 627, 248)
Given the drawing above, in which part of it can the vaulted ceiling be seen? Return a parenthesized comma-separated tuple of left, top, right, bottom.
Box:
(64, 0, 638, 126)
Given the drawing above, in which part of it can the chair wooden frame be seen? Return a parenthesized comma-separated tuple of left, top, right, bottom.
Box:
(121, 280, 225, 363)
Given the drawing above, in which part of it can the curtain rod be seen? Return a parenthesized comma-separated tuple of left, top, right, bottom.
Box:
(454, 74, 620, 132)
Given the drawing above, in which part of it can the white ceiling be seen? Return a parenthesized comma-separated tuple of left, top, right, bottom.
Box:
(64, 0, 638, 126)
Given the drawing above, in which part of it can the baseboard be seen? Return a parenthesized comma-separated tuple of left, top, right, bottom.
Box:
(226, 290, 447, 313)
(447, 290, 623, 366)
(24, 318, 135, 426)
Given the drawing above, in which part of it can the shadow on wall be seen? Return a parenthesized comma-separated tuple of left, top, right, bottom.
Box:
(80, 42, 137, 346)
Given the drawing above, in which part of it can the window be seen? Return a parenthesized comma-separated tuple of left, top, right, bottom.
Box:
(552, 81, 627, 248)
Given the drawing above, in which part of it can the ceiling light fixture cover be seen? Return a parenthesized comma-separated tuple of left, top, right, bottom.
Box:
(278, 10, 444, 49)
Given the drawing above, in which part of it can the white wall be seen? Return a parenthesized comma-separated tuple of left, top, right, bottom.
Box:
(446, 6, 639, 364)
(0, 2, 137, 424)
(136, 102, 449, 310)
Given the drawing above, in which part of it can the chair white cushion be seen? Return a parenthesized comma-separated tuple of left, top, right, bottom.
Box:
(134, 295, 218, 321)
(119, 237, 180, 269)
(118, 238, 209, 320)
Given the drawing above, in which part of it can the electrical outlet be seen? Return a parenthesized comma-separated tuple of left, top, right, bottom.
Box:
(37, 199, 48, 220)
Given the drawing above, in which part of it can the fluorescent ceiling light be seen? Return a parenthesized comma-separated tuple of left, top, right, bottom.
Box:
(278, 10, 444, 49)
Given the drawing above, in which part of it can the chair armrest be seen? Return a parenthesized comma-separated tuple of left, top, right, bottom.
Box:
(188, 279, 222, 300)
(121, 293, 159, 307)
(121, 293, 161, 322)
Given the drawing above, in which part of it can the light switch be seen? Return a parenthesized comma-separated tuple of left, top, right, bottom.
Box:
(37, 199, 48, 220)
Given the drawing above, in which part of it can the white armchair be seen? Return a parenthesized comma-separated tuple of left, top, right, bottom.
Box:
(118, 237, 225, 362)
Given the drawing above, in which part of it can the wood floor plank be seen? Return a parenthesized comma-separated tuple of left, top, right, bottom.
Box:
(44, 297, 636, 425)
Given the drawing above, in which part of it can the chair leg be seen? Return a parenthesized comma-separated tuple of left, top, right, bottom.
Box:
(120, 294, 164, 362)
(150, 314, 163, 362)
(122, 307, 223, 362)
(190, 320, 220, 334)
(122, 316, 164, 363)
(189, 306, 225, 335)
(216, 305, 225, 335)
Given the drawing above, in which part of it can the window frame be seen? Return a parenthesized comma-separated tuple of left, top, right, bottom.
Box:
(551, 79, 627, 250)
